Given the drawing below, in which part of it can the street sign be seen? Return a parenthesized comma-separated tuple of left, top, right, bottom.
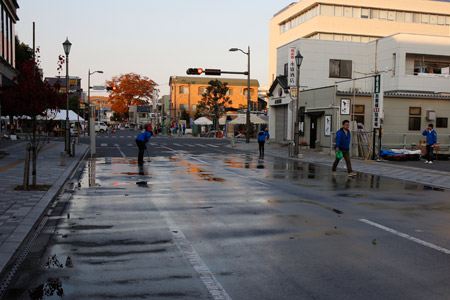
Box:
(290, 88, 297, 99)
(80, 104, 85, 109)
(374, 74, 381, 93)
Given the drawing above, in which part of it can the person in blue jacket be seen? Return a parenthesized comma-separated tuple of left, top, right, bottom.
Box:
(257, 128, 270, 158)
(135, 126, 152, 166)
(422, 123, 438, 164)
(332, 120, 356, 177)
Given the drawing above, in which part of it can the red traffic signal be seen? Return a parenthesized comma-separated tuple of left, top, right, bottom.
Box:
(186, 68, 204, 75)
(106, 86, 118, 91)
(264, 109, 268, 116)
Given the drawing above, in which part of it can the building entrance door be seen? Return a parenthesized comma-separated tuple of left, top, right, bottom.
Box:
(310, 116, 317, 149)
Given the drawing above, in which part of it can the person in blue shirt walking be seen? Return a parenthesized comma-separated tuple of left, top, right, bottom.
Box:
(135, 126, 152, 166)
(332, 120, 356, 177)
(422, 124, 438, 164)
(257, 128, 270, 158)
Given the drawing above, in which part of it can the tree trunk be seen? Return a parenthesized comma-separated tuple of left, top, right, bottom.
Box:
(32, 117, 37, 186)
(9, 114, 14, 135)
(23, 143, 30, 189)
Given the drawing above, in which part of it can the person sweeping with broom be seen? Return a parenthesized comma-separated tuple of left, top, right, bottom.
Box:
(135, 125, 152, 166)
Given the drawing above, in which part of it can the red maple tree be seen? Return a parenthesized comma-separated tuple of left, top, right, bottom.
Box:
(106, 73, 157, 116)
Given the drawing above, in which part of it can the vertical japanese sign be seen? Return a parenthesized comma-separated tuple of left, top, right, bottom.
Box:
(288, 47, 297, 88)
(373, 74, 384, 129)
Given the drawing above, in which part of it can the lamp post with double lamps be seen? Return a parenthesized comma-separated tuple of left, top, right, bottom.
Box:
(294, 51, 303, 156)
(229, 46, 251, 143)
(63, 38, 72, 155)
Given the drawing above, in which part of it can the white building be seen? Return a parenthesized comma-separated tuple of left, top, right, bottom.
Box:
(269, 33, 450, 150)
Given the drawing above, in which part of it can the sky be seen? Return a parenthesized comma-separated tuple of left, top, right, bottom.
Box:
(15, 0, 292, 97)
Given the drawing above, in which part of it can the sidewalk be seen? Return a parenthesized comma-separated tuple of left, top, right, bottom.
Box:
(233, 139, 450, 189)
(0, 140, 88, 275)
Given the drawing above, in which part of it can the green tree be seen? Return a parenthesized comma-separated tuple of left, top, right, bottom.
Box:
(180, 109, 190, 125)
(15, 35, 34, 67)
(197, 79, 232, 130)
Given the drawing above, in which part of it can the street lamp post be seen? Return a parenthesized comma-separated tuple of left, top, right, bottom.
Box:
(230, 46, 251, 143)
(88, 70, 103, 157)
(294, 51, 303, 156)
(63, 38, 72, 155)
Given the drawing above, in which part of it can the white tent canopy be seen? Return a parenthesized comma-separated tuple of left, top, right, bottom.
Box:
(229, 114, 267, 125)
(219, 116, 227, 125)
(39, 109, 84, 121)
(194, 117, 213, 125)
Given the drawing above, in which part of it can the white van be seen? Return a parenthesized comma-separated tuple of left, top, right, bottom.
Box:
(95, 121, 108, 133)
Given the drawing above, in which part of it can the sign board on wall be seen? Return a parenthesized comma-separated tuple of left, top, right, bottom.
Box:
(288, 47, 297, 88)
(340, 99, 350, 115)
(373, 74, 384, 129)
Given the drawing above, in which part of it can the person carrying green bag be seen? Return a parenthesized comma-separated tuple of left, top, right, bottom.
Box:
(332, 120, 357, 177)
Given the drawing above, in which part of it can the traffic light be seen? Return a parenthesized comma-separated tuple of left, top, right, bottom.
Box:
(186, 68, 204, 75)
(106, 86, 117, 91)
(264, 109, 268, 116)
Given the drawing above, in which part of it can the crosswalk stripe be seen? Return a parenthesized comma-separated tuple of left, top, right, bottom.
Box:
(173, 143, 182, 147)
(197, 144, 207, 148)
(207, 144, 219, 148)
(188, 144, 196, 147)
(127, 144, 133, 147)
(114, 144, 119, 147)
(101, 143, 107, 147)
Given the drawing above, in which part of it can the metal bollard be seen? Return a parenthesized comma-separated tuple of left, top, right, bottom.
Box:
(72, 140, 76, 156)
(231, 138, 235, 147)
(60, 152, 67, 166)
(288, 142, 294, 158)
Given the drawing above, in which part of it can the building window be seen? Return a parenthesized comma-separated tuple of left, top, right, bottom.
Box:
(244, 88, 254, 96)
(361, 8, 369, 19)
(437, 117, 448, 128)
(226, 89, 233, 96)
(409, 107, 421, 115)
(409, 117, 421, 131)
(334, 6, 343, 17)
(321, 4, 334, 16)
(409, 107, 421, 131)
(179, 86, 188, 94)
(352, 105, 365, 125)
(329, 59, 352, 78)
(198, 87, 208, 95)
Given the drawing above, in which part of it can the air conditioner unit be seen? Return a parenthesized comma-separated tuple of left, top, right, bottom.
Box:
(426, 110, 436, 121)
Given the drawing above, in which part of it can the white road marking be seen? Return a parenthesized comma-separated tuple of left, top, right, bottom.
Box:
(188, 144, 196, 147)
(197, 144, 207, 148)
(116, 145, 126, 158)
(173, 143, 182, 147)
(207, 144, 219, 148)
(157, 208, 232, 300)
(359, 219, 450, 255)
(127, 144, 133, 147)
(101, 143, 108, 147)
(127, 136, 132, 138)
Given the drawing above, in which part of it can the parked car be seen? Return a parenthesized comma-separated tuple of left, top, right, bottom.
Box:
(95, 121, 108, 133)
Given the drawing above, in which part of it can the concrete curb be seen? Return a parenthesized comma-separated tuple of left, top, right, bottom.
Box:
(0, 144, 89, 277)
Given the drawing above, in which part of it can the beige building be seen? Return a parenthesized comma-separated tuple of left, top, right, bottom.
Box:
(269, 0, 450, 84)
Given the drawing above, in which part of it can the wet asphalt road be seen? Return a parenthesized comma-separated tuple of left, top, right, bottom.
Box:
(2, 132, 450, 300)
